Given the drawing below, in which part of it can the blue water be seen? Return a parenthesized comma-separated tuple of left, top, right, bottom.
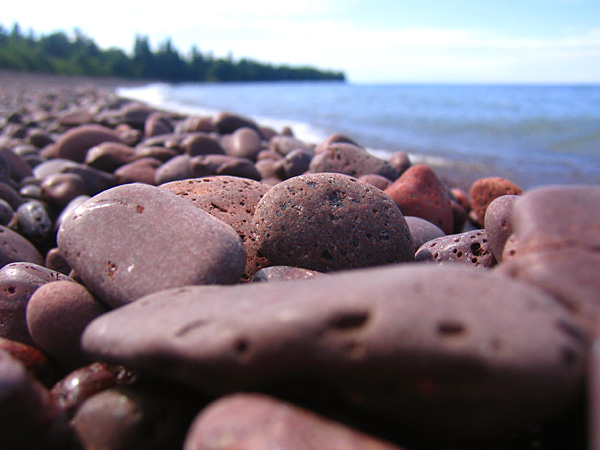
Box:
(117, 81, 600, 189)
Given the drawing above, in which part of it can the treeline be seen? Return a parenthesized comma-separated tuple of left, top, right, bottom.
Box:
(0, 23, 346, 83)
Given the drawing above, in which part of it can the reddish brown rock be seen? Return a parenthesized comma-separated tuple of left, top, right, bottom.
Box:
(0, 225, 44, 269)
(469, 177, 523, 226)
(227, 127, 263, 161)
(144, 112, 174, 137)
(184, 393, 406, 450)
(40, 173, 87, 208)
(314, 132, 361, 153)
(388, 151, 412, 175)
(253, 173, 414, 272)
(358, 173, 393, 191)
(159, 176, 271, 281)
(384, 164, 454, 234)
(84, 141, 136, 172)
(213, 112, 259, 135)
(55, 124, 124, 163)
(182, 133, 225, 157)
(0, 337, 56, 386)
(115, 157, 162, 185)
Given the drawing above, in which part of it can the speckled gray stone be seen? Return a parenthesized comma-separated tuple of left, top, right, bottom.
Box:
(415, 229, 496, 268)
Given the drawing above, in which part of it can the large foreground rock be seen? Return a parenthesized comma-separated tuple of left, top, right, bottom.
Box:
(57, 183, 246, 308)
(82, 264, 585, 441)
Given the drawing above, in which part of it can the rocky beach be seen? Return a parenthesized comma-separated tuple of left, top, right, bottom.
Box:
(0, 69, 598, 450)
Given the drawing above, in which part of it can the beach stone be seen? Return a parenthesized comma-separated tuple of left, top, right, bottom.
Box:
(45, 247, 71, 275)
(0, 337, 57, 386)
(60, 163, 116, 196)
(191, 154, 262, 181)
(32, 158, 79, 180)
(16, 200, 53, 244)
(0, 198, 14, 226)
(253, 173, 414, 272)
(502, 234, 519, 261)
(314, 132, 361, 153)
(0, 181, 25, 209)
(274, 148, 314, 179)
(450, 198, 468, 234)
(484, 194, 519, 262)
(269, 135, 313, 156)
(176, 116, 216, 134)
(82, 264, 586, 442)
(144, 112, 174, 137)
(0, 225, 44, 268)
(254, 158, 281, 184)
(469, 177, 523, 225)
(28, 129, 55, 148)
(0, 147, 33, 181)
(50, 362, 139, 419)
(55, 195, 89, 232)
(251, 265, 325, 282)
(55, 124, 124, 163)
(415, 229, 497, 268)
(26, 281, 108, 370)
(57, 183, 246, 307)
(182, 133, 225, 156)
(0, 350, 79, 450)
(40, 173, 87, 208)
(111, 102, 156, 129)
(19, 183, 43, 200)
(72, 384, 196, 450)
(159, 176, 271, 281)
(134, 145, 178, 162)
(0, 262, 74, 345)
(405, 216, 445, 252)
(388, 151, 412, 175)
(213, 112, 259, 135)
(498, 185, 600, 336)
(59, 109, 94, 127)
(384, 164, 454, 234)
(84, 141, 136, 172)
(184, 393, 405, 450)
(309, 143, 399, 181)
(155, 154, 191, 184)
(358, 173, 393, 191)
(227, 127, 263, 161)
(115, 157, 162, 185)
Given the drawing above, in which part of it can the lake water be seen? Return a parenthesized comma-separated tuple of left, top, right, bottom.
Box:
(117, 81, 600, 190)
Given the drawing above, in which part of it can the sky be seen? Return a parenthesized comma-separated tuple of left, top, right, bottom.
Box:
(2, 0, 600, 84)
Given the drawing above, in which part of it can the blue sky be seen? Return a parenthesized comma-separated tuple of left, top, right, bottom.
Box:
(3, 0, 600, 83)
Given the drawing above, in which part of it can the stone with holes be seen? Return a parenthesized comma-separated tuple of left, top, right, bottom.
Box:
(252, 173, 414, 272)
(159, 176, 271, 281)
(415, 229, 496, 268)
(82, 264, 585, 442)
(184, 393, 406, 450)
(57, 183, 246, 308)
(469, 177, 523, 226)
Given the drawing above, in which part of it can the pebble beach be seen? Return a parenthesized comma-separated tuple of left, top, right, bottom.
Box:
(0, 69, 598, 450)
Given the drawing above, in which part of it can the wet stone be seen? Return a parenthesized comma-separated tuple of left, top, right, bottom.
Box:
(251, 265, 325, 282)
(57, 183, 246, 307)
(82, 264, 586, 442)
(415, 229, 496, 268)
(50, 362, 139, 419)
(253, 173, 414, 272)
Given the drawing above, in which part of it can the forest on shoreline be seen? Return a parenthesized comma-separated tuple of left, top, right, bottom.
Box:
(0, 23, 346, 83)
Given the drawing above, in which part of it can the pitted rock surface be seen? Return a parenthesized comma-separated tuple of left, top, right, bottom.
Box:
(252, 173, 414, 272)
(57, 183, 246, 308)
(309, 143, 399, 181)
(384, 164, 454, 234)
(159, 176, 271, 280)
(415, 229, 496, 268)
(82, 264, 586, 441)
